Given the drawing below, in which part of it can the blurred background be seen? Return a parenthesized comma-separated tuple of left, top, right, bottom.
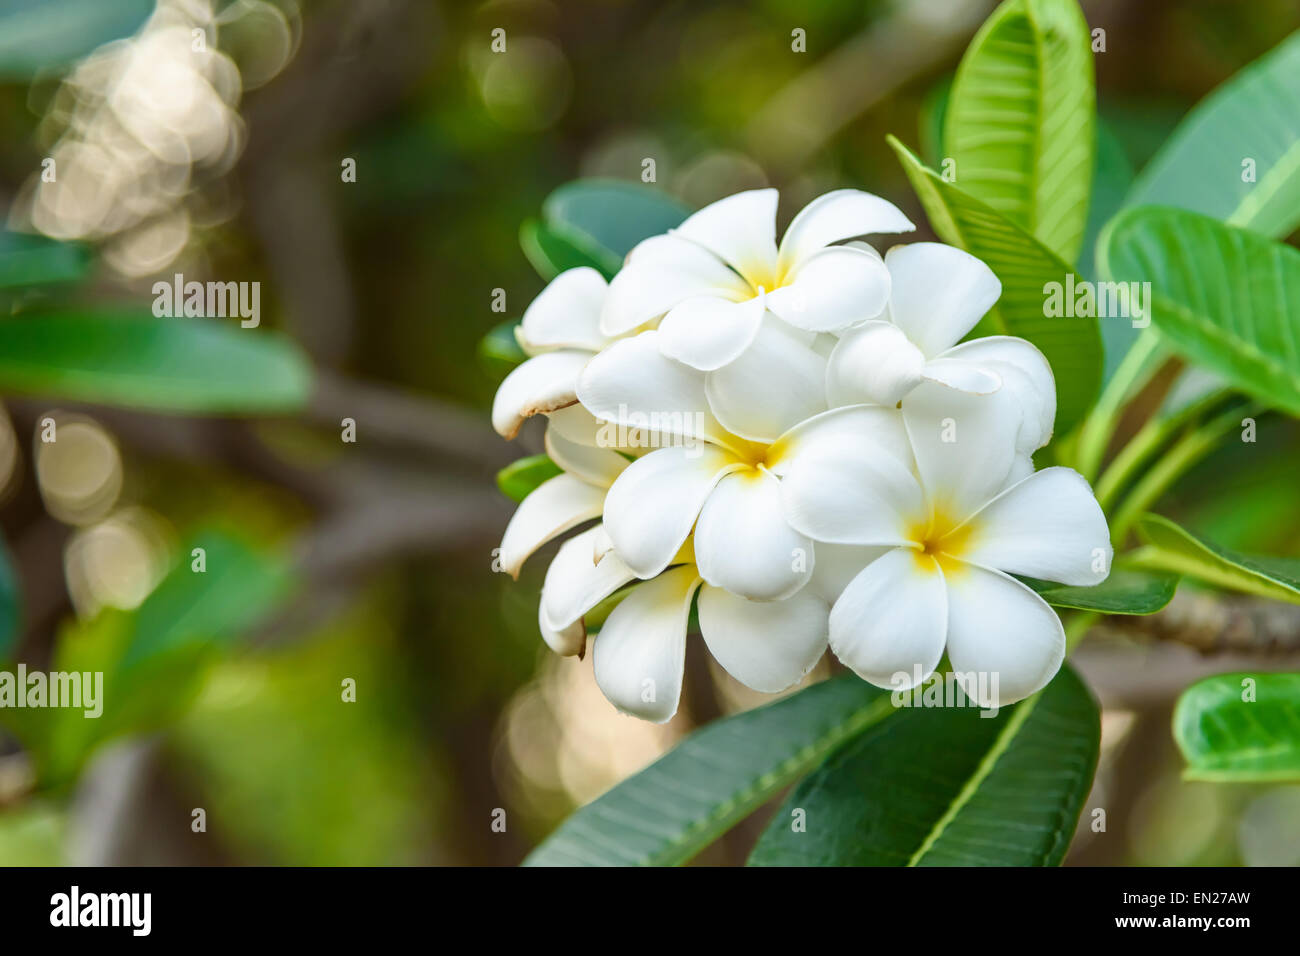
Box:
(1, 0, 1299, 866)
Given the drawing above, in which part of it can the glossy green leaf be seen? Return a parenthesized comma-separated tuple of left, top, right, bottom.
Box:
(1126, 30, 1300, 241)
(0, 311, 312, 414)
(524, 675, 897, 866)
(519, 217, 613, 280)
(1098, 206, 1300, 416)
(542, 179, 690, 265)
(496, 454, 561, 503)
(944, 0, 1094, 264)
(1175, 672, 1300, 781)
(889, 136, 1102, 433)
(1131, 514, 1300, 603)
(0, 536, 20, 661)
(748, 665, 1099, 866)
(1025, 568, 1178, 614)
(0, 0, 153, 80)
(0, 232, 91, 290)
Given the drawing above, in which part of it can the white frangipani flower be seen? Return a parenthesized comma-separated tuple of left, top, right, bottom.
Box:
(491, 266, 624, 441)
(576, 328, 872, 604)
(826, 243, 1056, 456)
(591, 548, 830, 723)
(599, 189, 914, 371)
(779, 395, 1111, 707)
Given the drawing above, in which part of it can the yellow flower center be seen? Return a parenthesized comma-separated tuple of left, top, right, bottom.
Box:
(906, 506, 975, 576)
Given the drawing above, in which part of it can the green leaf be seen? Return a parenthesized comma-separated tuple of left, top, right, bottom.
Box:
(0, 311, 313, 414)
(1098, 206, 1300, 416)
(542, 179, 690, 266)
(1125, 30, 1300, 241)
(1131, 514, 1300, 603)
(1174, 672, 1300, 782)
(748, 665, 1099, 866)
(496, 454, 561, 503)
(6, 531, 291, 789)
(0, 0, 153, 81)
(888, 136, 1102, 433)
(0, 232, 91, 290)
(0, 535, 20, 661)
(477, 319, 527, 377)
(519, 218, 613, 280)
(523, 676, 897, 866)
(1024, 568, 1178, 614)
(944, 0, 1095, 264)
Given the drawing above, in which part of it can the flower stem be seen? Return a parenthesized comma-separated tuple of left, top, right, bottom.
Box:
(1107, 403, 1254, 547)
(1094, 387, 1233, 511)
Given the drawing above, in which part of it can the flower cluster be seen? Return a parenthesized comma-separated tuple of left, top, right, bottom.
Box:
(493, 188, 1111, 722)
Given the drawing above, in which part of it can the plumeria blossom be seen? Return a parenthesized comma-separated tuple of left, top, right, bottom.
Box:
(591, 546, 830, 723)
(779, 394, 1112, 708)
(576, 328, 876, 604)
(491, 266, 626, 442)
(600, 189, 915, 372)
(826, 242, 1056, 465)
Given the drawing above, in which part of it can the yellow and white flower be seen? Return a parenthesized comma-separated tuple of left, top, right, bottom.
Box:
(600, 189, 914, 371)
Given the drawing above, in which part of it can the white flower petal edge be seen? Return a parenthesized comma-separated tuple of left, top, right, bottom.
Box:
(673, 188, 780, 278)
(885, 242, 1001, 356)
(705, 319, 827, 443)
(694, 469, 814, 601)
(828, 548, 947, 690)
(961, 467, 1112, 586)
(517, 266, 610, 353)
(498, 474, 604, 578)
(491, 350, 587, 440)
(538, 526, 639, 656)
(593, 565, 698, 723)
(945, 566, 1066, 708)
(766, 245, 892, 333)
(599, 234, 750, 337)
(698, 584, 828, 693)
(601, 445, 742, 578)
(776, 189, 915, 270)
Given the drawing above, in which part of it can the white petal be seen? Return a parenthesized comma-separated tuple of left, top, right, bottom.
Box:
(961, 467, 1112, 586)
(545, 403, 605, 447)
(540, 526, 639, 637)
(599, 234, 750, 336)
(944, 565, 1065, 707)
(769, 406, 920, 545)
(698, 584, 828, 693)
(705, 319, 827, 443)
(576, 330, 733, 449)
(593, 566, 699, 723)
(808, 542, 892, 603)
(491, 351, 587, 440)
(658, 294, 765, 371)
(885, 243, 1001, 356)
(518, 267, 609, 352)
(767, 403, 913, 476)
(766, 245, 891, 332)
(921, 357, 1001, 394)
(538, 596, 585, 657)
(673, 188, 779, 282)
(940, 335, 1056, 453)
(776, 431, 922, 547)
(777, 189, 914, 270)
(499, 474, 604, 578)
(544, 426, 628, 488)
(603, 445, 741, 578)
(694, 469, 814, 601)
(826, 320, 926, 407)
(901, 381, 1021, 523)
(828, 548, 948, 690)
